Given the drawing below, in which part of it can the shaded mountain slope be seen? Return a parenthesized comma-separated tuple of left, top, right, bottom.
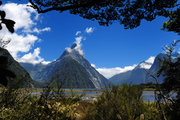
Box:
(0, 48, 34, 88)
(49, 57, 95, 88)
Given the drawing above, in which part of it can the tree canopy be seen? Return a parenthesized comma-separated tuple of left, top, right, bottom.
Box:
(163, 8, 180, 35)
(29, 0, 179, 29)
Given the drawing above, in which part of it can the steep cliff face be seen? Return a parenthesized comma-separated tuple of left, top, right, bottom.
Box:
(0, 48, 34, 88)
(57, 43, 108, 88)
(49, 57, 95, 88)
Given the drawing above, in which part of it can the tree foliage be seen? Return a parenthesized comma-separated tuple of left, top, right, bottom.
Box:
(29, 0, 179, 29)
(0, 1, 16, 87)
(158, 40, 180, 94)
(163, 8, 180, 35)
(157, 40, 180, 119)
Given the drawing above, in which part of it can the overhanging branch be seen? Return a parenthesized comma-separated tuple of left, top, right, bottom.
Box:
(28, 0, 100, 13)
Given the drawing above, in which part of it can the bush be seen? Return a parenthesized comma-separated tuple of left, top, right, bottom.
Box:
(0, 87, 81, 120)
(83, 84, 162, 120)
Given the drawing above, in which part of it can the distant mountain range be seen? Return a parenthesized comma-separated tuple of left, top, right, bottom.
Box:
(18, 41, 178, 87)
(20, 43, 108, 89)
(2, 41, 176, 88)
(109, 54, 168, 85)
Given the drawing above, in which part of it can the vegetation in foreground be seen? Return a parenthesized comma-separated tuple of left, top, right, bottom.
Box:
(0, 84, 177, 120)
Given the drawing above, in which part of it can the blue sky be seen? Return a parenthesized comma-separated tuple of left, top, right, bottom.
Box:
(40, 12, 178, 66)
(1, 1, 180, 78)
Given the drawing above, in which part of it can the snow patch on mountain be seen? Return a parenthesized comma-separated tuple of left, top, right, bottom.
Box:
(139, 56, 155, 69)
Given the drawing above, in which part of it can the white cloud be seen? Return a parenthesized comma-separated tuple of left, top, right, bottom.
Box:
(66, 28, 90, 56)
(74, 36, 84, 55)
(18, 48, 51, 65)
(96, 64, 137, 79)
(4, 33, 38, 59)
(75, 31, 81, 36)
(1, 3, 37, 31)
(0, 3, 51, 64)
(32, 27, 51, 34)
(41, 61, 51, 65)
(85, 27, 94, 33)
(95, 56, 155, 78)
(66, 27, 95, 56)
(65, 35, 84, 56)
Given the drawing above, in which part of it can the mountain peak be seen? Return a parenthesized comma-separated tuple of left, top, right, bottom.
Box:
(21, 42, 108, 88)
(64, 42, 84, 57)
(71, 43, 77, 49)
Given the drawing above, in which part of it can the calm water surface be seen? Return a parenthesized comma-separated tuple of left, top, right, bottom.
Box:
(31, 89, 176, 102)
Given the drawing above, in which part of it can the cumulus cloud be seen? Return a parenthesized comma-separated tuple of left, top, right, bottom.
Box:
(31, 27, 51, 34)
(0, 2, 51, 64)
(18, 48, 51, 65)
(1, 3, 37, 31)
(66, 36, 85, 56)
(96, 64, 137, 79)
(66, 27, 94, 56)
(74, 36, 84, 55)
(85, 27, 94, 33)
(2, 33, 38, 58)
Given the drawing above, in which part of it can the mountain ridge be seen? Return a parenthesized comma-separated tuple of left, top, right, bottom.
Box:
(21, 43, 108, 88)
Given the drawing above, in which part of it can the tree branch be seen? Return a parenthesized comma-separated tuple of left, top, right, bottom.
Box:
(29, 0, 101, 13)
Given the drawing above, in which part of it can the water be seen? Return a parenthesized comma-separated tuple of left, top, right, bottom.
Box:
(31, 90, 176, 102)
(142, 90, 156, 102)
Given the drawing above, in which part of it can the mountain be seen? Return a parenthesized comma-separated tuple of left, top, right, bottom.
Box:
(0, 48, 34, 88)
(21, 43, 108, 89)
(49, 57, 95, 88)
(109, 53, 171, 85)
(108, 71, 132, 85)
(145, 53, 167, 83)
(20, 62, 47, 81)
(109, 61, 151, 85)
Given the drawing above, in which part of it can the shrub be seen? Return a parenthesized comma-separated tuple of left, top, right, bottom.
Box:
(0, 87, 81, 120)
(84, 84, 162, 120)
